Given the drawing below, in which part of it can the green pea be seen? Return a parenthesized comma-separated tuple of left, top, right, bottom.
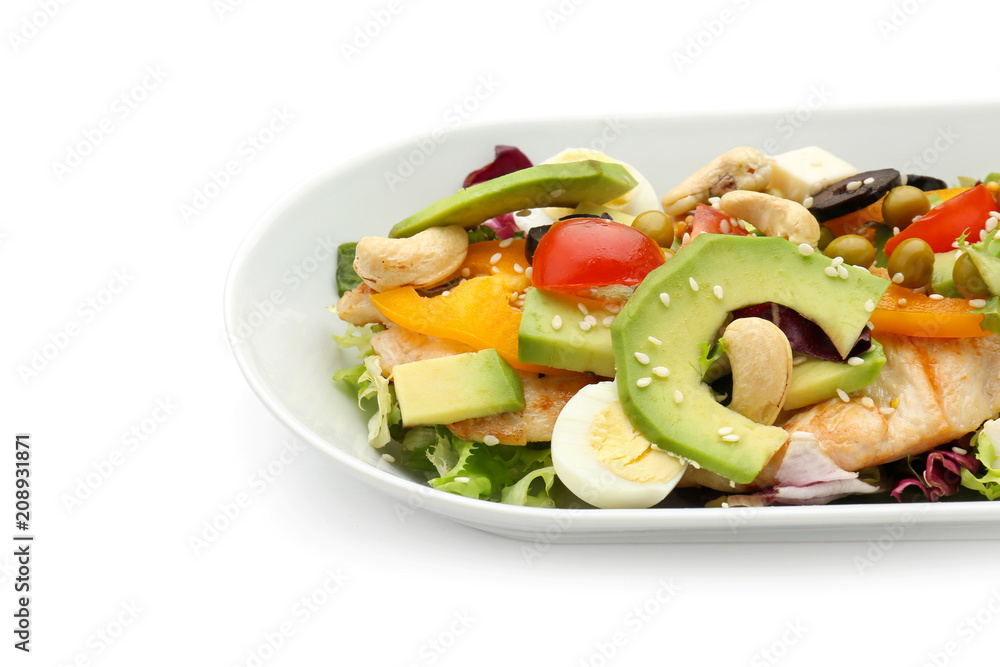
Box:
(953, 251, 991, 299)
(633, 210, 675, 247)
(882, 186, 930, 231)
(824, 234, 876, 268)
(887, 238, 934, 288)
(818, 225, 835, 252)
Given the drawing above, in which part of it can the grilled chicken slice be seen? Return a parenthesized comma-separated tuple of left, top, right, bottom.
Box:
(371, 326, 474, 377)
(336, 284, 394, 327)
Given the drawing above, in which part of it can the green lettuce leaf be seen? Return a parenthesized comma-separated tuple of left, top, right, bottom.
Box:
(403, 426, 556, 507)
(961, 420, 1000, 500)
(336, 242, 363, 296)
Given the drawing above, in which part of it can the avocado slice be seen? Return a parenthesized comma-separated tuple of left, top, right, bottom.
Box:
(611, 234, 889, 484)
(930, 251, 961, 298)
(389, 160, 638, 238)
(392, 349, 524, 427)
(783, 339, 886, 411)
(517, 287, 617, 377)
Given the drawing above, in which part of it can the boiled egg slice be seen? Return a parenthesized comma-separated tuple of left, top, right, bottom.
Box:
(552, 381, 688, 509)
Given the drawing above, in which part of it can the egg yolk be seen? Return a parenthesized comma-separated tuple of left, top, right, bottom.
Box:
(590, 401, 685, 483)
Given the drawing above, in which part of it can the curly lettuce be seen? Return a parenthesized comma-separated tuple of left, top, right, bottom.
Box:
(961, 420, 1000, 500)
(331, 322, 398, 448)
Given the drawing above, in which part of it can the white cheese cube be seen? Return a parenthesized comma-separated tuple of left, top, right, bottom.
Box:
(768, 147, 859, 204)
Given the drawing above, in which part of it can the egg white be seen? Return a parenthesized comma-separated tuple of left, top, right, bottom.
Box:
(551, 381, 688, 509)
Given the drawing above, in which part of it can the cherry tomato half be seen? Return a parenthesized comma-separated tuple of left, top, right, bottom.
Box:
(683, 204, 750, 246)
(530, 217, 665, 291)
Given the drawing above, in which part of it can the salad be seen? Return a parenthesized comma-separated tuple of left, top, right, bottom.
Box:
(330, 142, 1000, 510)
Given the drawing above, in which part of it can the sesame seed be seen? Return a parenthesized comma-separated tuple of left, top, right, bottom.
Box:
(952, 240, 961, 249)
(953, 446, 968, 455)
(729, 480, 736, 488)
(461, 268, 471, 278)
(987, 218, 998, 233)
(381, 453, 396, 463)
(602, 316, 615, 327)
(713, 285, 724, 300)
(605, 301, 622, 314)
(690, 460, 701, 469)
(584, 314, 597, 326)
(634, 352, 650, 364)
(525, 267, 533, 279)
(879, 407, 895, 415)
(513, 263, 524, 273)
(551, 315, 562, 330)
(636, 377, 652, 388)
(846, 180, 863, 192)
(674, 390, 684, 404)
(648, 336, 663, 345)
(802, 196, 814, 209)
(831, 256, 844, 267)
(836, 388, 850, 402)
(483, 435, 499, 445)
(970, 298, 988, 308)
(578, 302, 589, 316)
(499, 238, 513, 248)
(892, 272, 905, 284)
(708, 196, 721, 208)
(837, 265, 849, 280)
(659, 293, 671, 307)
(981, 229, 988, 242)
(579, 320, 592, 331)
(897, 298, 908, 307)
(652, 366, 670, 377)
(824, 266, 839, 278)
(549, 189, 565, 198)
(491, 266, 500, 274)
(863, 177, 875, 186)
(798, 243, 814, 256)
(721, 502, 730, 508)
(682, 232, 691, 245)
(866, 320, 875, 330)
(929, 293, 945, 300)
(455, 476, 471, 483)
(861, 397, 875, 409)
(489, 252, 502, 265)
(718, 427, 734, 435)
(689, 277, 699, 292)
(901, 174, 908, 186)
(722, 434, 741, 443)
(847, 356, 864, 366)
(991, 211, 1000, 220)
(792, 355, 807, 366)
(720, 219, 731, 234)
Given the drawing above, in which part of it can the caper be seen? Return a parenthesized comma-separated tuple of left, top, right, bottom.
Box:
(824, 234, 876, 268)
(953, 251, 991, 299)
(633, 210, 675, 247)
(882, 185, 930, 231)
(887, 238, 934, 288)
(818, 225, 835, 252)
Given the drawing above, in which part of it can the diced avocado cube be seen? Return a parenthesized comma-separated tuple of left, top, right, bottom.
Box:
(393, 349, 524, 427)
(389, 160, 638, 238)
(784, 340, 886, 410)
(518, 288, 616, 377)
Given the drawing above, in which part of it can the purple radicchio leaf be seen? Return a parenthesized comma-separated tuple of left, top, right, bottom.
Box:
(463, 145, 532, 188)
(463, 146, 533, 240)
(731, 302, 871, 361)
(890, 445, 982, 502)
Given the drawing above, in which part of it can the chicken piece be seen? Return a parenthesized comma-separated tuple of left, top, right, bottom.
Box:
(335, 284, 393, 327)
(370, 326, 597, 444)
(447, 373, 599, 446)
(371, 326, 474, 377)
(770, 332, 1000, 481)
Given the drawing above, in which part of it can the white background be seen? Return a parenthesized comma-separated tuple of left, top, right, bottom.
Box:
(4, 0, 1000, 665)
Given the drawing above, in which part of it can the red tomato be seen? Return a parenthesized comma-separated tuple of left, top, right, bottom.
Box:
(683, 204, 750, 246)
(884, 184, 999, 257)
(531, 217, 665, 291)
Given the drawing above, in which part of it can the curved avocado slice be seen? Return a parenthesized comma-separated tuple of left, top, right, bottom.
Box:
(389, 160, 637, 238)
(611, 234, 889, 484)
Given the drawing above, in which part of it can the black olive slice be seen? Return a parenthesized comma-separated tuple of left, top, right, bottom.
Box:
(904, 174, 948, 191)
(808, 169, 901, 222)
(525, 224, 552, 265)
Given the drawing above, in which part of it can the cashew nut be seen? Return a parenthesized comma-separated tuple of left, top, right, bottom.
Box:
(718, 190, 820, 247)
(661, 147, 772, 217)
(353, 225, 468, 292)
(722, 318, 793, 426)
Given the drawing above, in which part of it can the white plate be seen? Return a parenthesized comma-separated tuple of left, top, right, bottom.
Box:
(224, 104, 1000, 543)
